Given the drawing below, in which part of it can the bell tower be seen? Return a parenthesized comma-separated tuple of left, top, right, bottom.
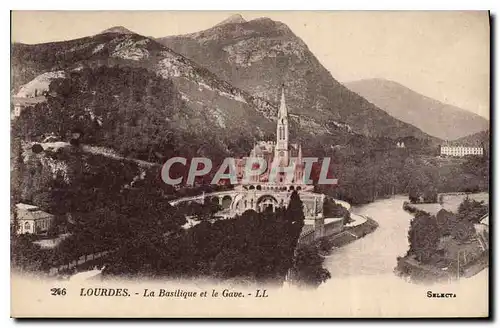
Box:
(275, 86, 289, 166)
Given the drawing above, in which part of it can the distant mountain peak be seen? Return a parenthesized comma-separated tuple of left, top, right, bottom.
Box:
(346, 79, 489, 140)
(214, 14, 246, 27)
(99, 26, 136, 35)
(352, 78, 405, 88)
(155, 18, 433, 140)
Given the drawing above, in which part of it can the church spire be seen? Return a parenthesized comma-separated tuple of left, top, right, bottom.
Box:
(275, 84, 290, 165)
(279, 85, 288, 119)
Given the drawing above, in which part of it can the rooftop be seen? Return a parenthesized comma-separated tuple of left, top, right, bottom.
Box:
(12, 96, 46, 106)
(16, 203, 39, 211)
(15, 203, 54, 221)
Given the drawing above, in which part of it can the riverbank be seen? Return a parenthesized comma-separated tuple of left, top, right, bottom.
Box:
(326, 216, 379, 248)
(402, 192, 488, 216)
(395, 251, 489, 283)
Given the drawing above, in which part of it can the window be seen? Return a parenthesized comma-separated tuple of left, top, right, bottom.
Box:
(24, 222, 30, 231)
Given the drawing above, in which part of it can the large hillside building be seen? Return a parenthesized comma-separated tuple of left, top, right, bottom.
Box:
(440, 145, 484, 157)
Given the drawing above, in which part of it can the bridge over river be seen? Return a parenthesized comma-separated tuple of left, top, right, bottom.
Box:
(169, 189, 350, 220)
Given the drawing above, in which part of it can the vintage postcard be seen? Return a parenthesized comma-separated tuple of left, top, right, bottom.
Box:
(10, 11, 490, 318)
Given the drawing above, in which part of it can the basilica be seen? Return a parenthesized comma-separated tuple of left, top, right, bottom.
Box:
(234, 88, 312, 193)
(177, 87, 325, 218)
(170, 87, 346, 240)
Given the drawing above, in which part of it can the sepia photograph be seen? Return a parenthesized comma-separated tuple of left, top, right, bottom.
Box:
(9, 10, 490, 318)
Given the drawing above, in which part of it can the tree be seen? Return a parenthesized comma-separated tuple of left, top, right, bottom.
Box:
(11, 234, 51, 272)
(323, 198, 348, 217)
(285, 191, 332, 288)
(456, 198, 488, 224)
(285, 191, 305, 233)
(283, 191, 306, 262)
(407, 212, 440, 263)
(292, 244, 331, 288)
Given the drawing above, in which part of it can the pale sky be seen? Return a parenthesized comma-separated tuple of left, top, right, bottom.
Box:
(11, 11, 490, 119)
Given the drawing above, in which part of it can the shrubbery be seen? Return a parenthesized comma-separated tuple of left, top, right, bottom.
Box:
(103, 191, 305, 284)
(405, 198, 488, 264)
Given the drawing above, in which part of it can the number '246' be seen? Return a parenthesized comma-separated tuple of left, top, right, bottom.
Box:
(50, 288, 66, 296)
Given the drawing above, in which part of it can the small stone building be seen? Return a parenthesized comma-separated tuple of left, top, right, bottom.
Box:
(12, 203, 54, 235)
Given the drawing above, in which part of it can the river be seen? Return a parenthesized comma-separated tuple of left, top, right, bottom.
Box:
(324, 195, 412, 278)
(324, 195, 489, 281)
(316, 195, 488, 317)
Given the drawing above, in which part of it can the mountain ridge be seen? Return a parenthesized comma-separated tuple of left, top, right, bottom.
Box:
(215, 14, 247, 27)
(156, 16, 435, 140)
(11, 29, 369, 162)
(449, 129, 489, 147)
(99, 26, 136, 35)
(345, 78, 489, 140)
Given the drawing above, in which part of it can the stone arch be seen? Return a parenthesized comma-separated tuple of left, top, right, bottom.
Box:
(210, 197, 219, 205)
(257, 194, 279, 213)
(257, 194, 278, 203)
(221, 195, 232, 209)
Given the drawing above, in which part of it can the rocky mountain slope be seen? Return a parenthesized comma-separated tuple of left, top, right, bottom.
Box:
(12, 28, 364, 157)
(157, 15, 432, 139)
(346, 78, 489, 140)
(11, 30, 285, 158)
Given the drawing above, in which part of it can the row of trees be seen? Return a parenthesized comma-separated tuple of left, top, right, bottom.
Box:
(316, 147, 489, 205)
(102, 191, 306, 284)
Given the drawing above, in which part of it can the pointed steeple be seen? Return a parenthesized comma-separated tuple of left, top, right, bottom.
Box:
(275, 83, 290, 166)
(279, 84, 288, 118)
